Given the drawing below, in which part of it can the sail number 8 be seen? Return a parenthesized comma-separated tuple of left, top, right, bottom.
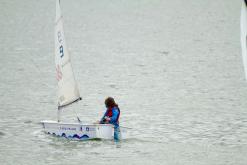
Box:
(57, 31, 64, 58)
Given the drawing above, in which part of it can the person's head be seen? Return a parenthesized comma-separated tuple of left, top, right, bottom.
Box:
(105, 97, 117, 108)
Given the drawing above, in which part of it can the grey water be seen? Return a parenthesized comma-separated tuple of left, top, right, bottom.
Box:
(0, 0, 247, 164)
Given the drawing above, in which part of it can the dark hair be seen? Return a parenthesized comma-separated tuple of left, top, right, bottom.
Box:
(105, 97, 118, 108)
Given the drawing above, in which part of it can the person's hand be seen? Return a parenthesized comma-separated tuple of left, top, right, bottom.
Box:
(104, 116, 111, 122)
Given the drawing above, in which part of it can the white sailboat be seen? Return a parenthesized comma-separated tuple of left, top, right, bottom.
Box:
(41, 0, 114, 140)
(241, 0, 247, 80)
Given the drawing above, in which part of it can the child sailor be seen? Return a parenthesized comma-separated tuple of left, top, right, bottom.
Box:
(100, 97, 121, 140)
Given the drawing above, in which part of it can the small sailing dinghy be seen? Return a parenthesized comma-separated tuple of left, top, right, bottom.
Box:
(40, 0, 114, 140)
(241, 0, 247, 79)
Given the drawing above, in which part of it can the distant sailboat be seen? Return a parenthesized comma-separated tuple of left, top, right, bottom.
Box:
(241, 0, 247, 80)
(41, 0, 114, 140)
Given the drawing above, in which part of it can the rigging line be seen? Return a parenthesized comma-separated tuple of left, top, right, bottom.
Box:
(75, 97, 83, 123)
(58, 97, 82, 123)
(57, 106, 81, 123)
(72, 103, 82, 123)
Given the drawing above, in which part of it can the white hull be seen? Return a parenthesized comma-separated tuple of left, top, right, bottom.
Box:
(41, 120, 114, 140)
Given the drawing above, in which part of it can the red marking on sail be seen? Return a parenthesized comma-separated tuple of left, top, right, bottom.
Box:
(56, 65, 62, 81)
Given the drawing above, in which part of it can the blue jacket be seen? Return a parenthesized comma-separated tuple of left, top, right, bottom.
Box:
(100, 107, 120, 127)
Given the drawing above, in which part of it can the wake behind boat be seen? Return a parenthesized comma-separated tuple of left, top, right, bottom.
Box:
(41, 0, 114, 140)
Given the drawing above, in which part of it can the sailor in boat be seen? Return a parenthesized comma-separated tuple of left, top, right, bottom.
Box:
(100, 97, 121, 140)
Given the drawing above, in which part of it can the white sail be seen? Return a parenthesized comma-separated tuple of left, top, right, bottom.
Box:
(241, 0, 247, 80)
(55, 0, 80, 108)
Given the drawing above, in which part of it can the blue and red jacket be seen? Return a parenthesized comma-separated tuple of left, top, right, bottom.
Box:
(100, 106, 120, 127)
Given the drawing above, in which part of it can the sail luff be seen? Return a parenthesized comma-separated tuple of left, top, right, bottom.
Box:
(55, 0, 81, 107)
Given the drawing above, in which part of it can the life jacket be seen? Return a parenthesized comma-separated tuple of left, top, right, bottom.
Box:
(105, 106, 120, 123)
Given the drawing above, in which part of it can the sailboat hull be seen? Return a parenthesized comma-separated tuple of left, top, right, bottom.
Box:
(41, 120, 114, 140)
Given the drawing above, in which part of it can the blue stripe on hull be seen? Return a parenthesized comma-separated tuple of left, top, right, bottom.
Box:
(47, 132, 89, 140)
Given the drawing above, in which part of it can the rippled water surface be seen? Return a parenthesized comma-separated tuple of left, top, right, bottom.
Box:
(0, 0, 247, 165)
